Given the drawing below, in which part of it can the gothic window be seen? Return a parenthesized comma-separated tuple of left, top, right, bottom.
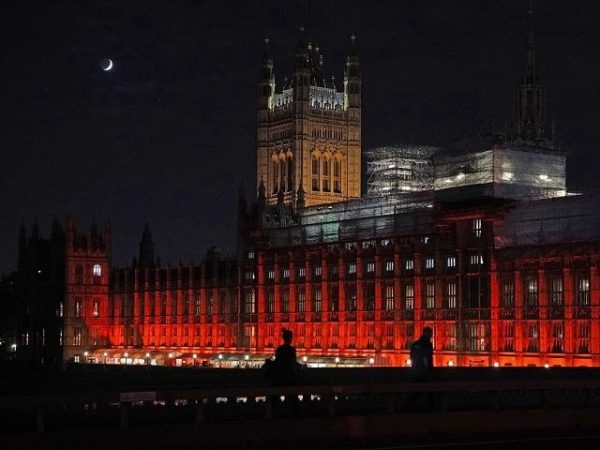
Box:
(244, 289, 256, 314)
(577, 322, 590, 353)
(194, 295, 200, 317)
(272, 159, 279, 194)
(207, 292, 213, 315)
(281, 288, 289, 313)
(502, 278, 514, 307)
(93, 264, 102, 277)
(311, 155, 320, 191)
(322, 156, 331, 192)
(551, 322, 564, 353)
(93, 299, 99, 317)
(472, 219, 482, 238)
(312, 288, 322, 312)
(550, 277, 563, 306)
(266, 290, 274, 313)
(297, 288, 305, 312)
(279, 158, 286, 192)
(446, 282, 457, 309)
(577, 275, 590, 306)
(501, 322, 515, 352)
(447, 256, 456, 268)
(333, 158, 341, 193)
(329, 285, 339, 311)
(75, 298, 82, 317)
(526, 276, 538, 306)
(365, 283, 375, 311)
(287, 157, 293, 191)
(526, 323, 539, 352)
(384, 285, 394, 310)
(404, 285, 414, 310)
(346, 283, 357, 311)
(425, 282, 435, 309)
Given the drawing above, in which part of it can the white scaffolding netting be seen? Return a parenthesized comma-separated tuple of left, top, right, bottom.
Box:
(365, 145, 439, 196)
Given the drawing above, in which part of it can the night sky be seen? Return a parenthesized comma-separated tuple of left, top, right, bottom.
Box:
(2, 0, 599, 274)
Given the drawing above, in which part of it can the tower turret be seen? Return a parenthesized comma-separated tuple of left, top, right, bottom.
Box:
(138, 222, 155, 267)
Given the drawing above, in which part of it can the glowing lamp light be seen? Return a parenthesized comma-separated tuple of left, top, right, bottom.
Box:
(103, 352, 108, 357)
(302, 356, 308, 362)
(493, 361, 500, 368)
(193, 353, 197, 359)
(544, 363, 550, 369)
(539, 174, 549, 181)
(406, 359, 412, 367)
(11, 344, 17, 350)
(244, 354, 250, 360)
(145, 352, 150, 358)
(168, 353, 173, 358)
(368, 357, 375, 365)
(334, 357, 340, 363)
(124, 352, 128, 358)
(218, 354, 223, 360)
(447, 361, 455, 367)
(83, 351, 89, 357)
(456, 172, 466, 180)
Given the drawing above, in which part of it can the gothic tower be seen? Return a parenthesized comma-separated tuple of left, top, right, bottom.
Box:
(256, 34, 361, 207)
(507, 3, 554, 149)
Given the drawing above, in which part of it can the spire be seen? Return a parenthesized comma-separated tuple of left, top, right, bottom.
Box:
(138, 222, 155, 267)
(296, 184, 305, 210)
(344, 33, 361, 109)
(507, 0, 553, 149)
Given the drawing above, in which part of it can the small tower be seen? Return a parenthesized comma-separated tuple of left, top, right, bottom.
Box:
(256, 33, 362, 208)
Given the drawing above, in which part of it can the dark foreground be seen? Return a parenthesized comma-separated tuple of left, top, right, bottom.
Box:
(1, 364, 600, 449)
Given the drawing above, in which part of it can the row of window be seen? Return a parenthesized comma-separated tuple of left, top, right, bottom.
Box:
(245, 255, 472, 282)
(311, 155, 342, 193)
(501, 276, 590, 307)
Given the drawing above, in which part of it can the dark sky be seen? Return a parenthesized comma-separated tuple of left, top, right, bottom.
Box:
(2, 0, 600, 274)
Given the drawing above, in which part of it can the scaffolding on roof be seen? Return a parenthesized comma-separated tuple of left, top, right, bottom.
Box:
(365, 145, 439, 196)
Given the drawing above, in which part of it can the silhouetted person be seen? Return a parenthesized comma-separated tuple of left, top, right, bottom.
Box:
(264, 328, 298, 385)
(410, 327, 434, 381)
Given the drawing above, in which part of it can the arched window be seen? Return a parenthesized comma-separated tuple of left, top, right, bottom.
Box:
(93, 264, 101, 277)
(287, 157, 293, 191)
(322, 156, 331, 192)
(312, 156, 320, 191)
(279, 159, 286, 192)
(272, 159, 279, 194)
(333, 158, 342, 193)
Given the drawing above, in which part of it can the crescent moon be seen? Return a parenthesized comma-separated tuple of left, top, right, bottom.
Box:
(103, 59, 113, 71)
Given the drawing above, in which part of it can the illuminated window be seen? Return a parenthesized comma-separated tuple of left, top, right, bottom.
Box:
(348, 263, 357, 274)
(501, 323, 514, 352)
(311, 156, 320, 191)
(283, 268, 290, 279)
(405, 259, 414, 271)
(446, 282, 457, 309)
(526, 277, 538, 306)
(322, 158, 331, 192)
(365, 283, 375, 311)
(446, 256, 456, 268)
(577, 322, 590, 353)
(346, 284, 357, 311)
(329, 285, 339, 311)
(473, 219, 482, 238)
(425, 258, 435, 269)
(93, 264, 102, 277)
(74, 328, 82, 346)
(470, 254, 484, 265)
(247, 251, 254, 260)
(526, 323, 539, 352)
(551, 322, 564, 353)
(194, 295, 200, 317)
(314, 266, 322, 277)
(93, 300, 99, 317)
(425, 282, 435, 309)
(501, 279, 514, 307)
(312, 288, 322, 312)
(333, 159, 341, 193)
(404, 285, 414, 310)
(75, 298, 82, 318)
(244, 289, 256, 314)
(58, 302, 64, 318)
(577, 276, 590, 306)
(550, 277, 563, 306)
(385, 260, 394, 272)
(384, 285, 394, 310)
(245, 271, 255, 281)
(267, 269, 275, 280)
(297, 289, 305, 312)
(366, 262, 375, 273)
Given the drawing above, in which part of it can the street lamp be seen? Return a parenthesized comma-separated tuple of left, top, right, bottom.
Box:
(193, 353, 197, 367)
(334, 356, 340, 367)
(368, 357, 375, 366)
(124, 352, 129, 365)
(103, 352, 108, 368)
(83, 351, 89, 364)
(217, 353, 223, 368)
(145, 352, 151, 366)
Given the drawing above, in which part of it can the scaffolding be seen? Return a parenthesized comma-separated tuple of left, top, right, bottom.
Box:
(365, 145, 439, 196)
(434, 145, 567, 200)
